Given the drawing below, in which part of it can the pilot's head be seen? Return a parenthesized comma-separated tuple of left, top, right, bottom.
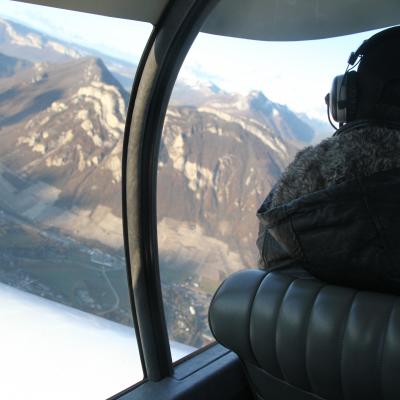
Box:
(327, 26, 400, 126)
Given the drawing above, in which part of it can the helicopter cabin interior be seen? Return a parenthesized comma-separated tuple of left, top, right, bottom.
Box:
(0, 0, 400, 399)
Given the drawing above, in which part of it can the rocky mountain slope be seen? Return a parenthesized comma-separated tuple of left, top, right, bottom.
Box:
(159, 87, 310, 269)
(0, 16, 333, 346)
(0, 54, 134, 326)
(0, 56, 128, 247)
(0, 49, 317, 277)
(171, 81, 316, 144)
(0, 17, 136, 90)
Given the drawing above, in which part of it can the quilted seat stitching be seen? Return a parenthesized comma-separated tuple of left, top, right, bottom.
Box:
(247, 272, 270, 367)
(339, 291, 358, 400)
(251, 273, 295, 377)
(274, 277, 297, 382)
(379, 298, 397, 400)
(304, 283, 327, 394)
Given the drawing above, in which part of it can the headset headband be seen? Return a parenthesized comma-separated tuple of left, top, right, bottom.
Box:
(326, 26, 400, 127)
(348, 26, 400, 66)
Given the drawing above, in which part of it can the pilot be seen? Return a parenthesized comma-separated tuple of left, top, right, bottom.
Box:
(257, 26, 400, 293)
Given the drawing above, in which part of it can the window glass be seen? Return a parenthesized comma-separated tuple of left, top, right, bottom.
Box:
(158, 27, 380, 358)
(0, 1, 151, 398)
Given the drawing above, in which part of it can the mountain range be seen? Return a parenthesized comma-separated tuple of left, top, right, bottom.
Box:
(0, 17, 137, 90)
(0, 16, 332, 345)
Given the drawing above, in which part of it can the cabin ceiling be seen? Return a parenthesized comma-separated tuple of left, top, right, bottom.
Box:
(16, 0, 400, 41)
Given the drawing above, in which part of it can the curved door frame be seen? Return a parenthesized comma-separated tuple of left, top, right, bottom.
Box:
(122, 0, 220, 382)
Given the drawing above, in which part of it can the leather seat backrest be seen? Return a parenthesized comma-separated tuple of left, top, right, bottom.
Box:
(209, 269, 400, 400)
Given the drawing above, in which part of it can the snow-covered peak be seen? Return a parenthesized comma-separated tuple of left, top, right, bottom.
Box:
(203, 81, 221, 94)
(272, 108, 280, 117)
(181, 77, 222, 94)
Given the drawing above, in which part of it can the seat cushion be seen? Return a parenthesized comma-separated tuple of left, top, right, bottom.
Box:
(209, 269, 400, 400)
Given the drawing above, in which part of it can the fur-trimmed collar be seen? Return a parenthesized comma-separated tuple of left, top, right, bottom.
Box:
(271, 121, 400, 207)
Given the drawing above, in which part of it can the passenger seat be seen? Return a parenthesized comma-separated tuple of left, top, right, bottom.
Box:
(209, 269, 400, 400)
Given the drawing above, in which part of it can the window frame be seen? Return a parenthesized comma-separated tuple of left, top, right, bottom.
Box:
(122, 0, 220, 382)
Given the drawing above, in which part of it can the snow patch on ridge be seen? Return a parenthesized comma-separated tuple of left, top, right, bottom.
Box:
(51, 101, 67, 113)
(46, 156, 66, 167)
(168, 134, 185, 171)
(76, 144, 86, 172)
(184, 161, 213, 192)
(104, 140, 123, 182)
(58, 130, 74, 146)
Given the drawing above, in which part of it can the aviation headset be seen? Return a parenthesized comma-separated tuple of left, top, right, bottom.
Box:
(326, 26, 400, 125)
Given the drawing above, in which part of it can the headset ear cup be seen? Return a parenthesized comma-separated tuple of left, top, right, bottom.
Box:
(345, 71, 358, 122)
(329, 73, 358, 123)
(330, 75, 346, 123)
(329, 75, 340, 122)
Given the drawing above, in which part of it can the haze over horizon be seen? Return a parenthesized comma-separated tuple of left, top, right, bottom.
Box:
(0, 0, 383, 121)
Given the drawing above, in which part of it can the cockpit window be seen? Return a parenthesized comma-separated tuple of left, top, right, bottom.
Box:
(0, 1, 151, 398)
(158, 26, 381, 359)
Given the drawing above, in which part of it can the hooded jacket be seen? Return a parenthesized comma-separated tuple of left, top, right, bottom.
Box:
(257, 120, 400, 294)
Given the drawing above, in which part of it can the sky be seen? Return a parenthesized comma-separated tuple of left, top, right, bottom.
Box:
(0, 0, 386, 120)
